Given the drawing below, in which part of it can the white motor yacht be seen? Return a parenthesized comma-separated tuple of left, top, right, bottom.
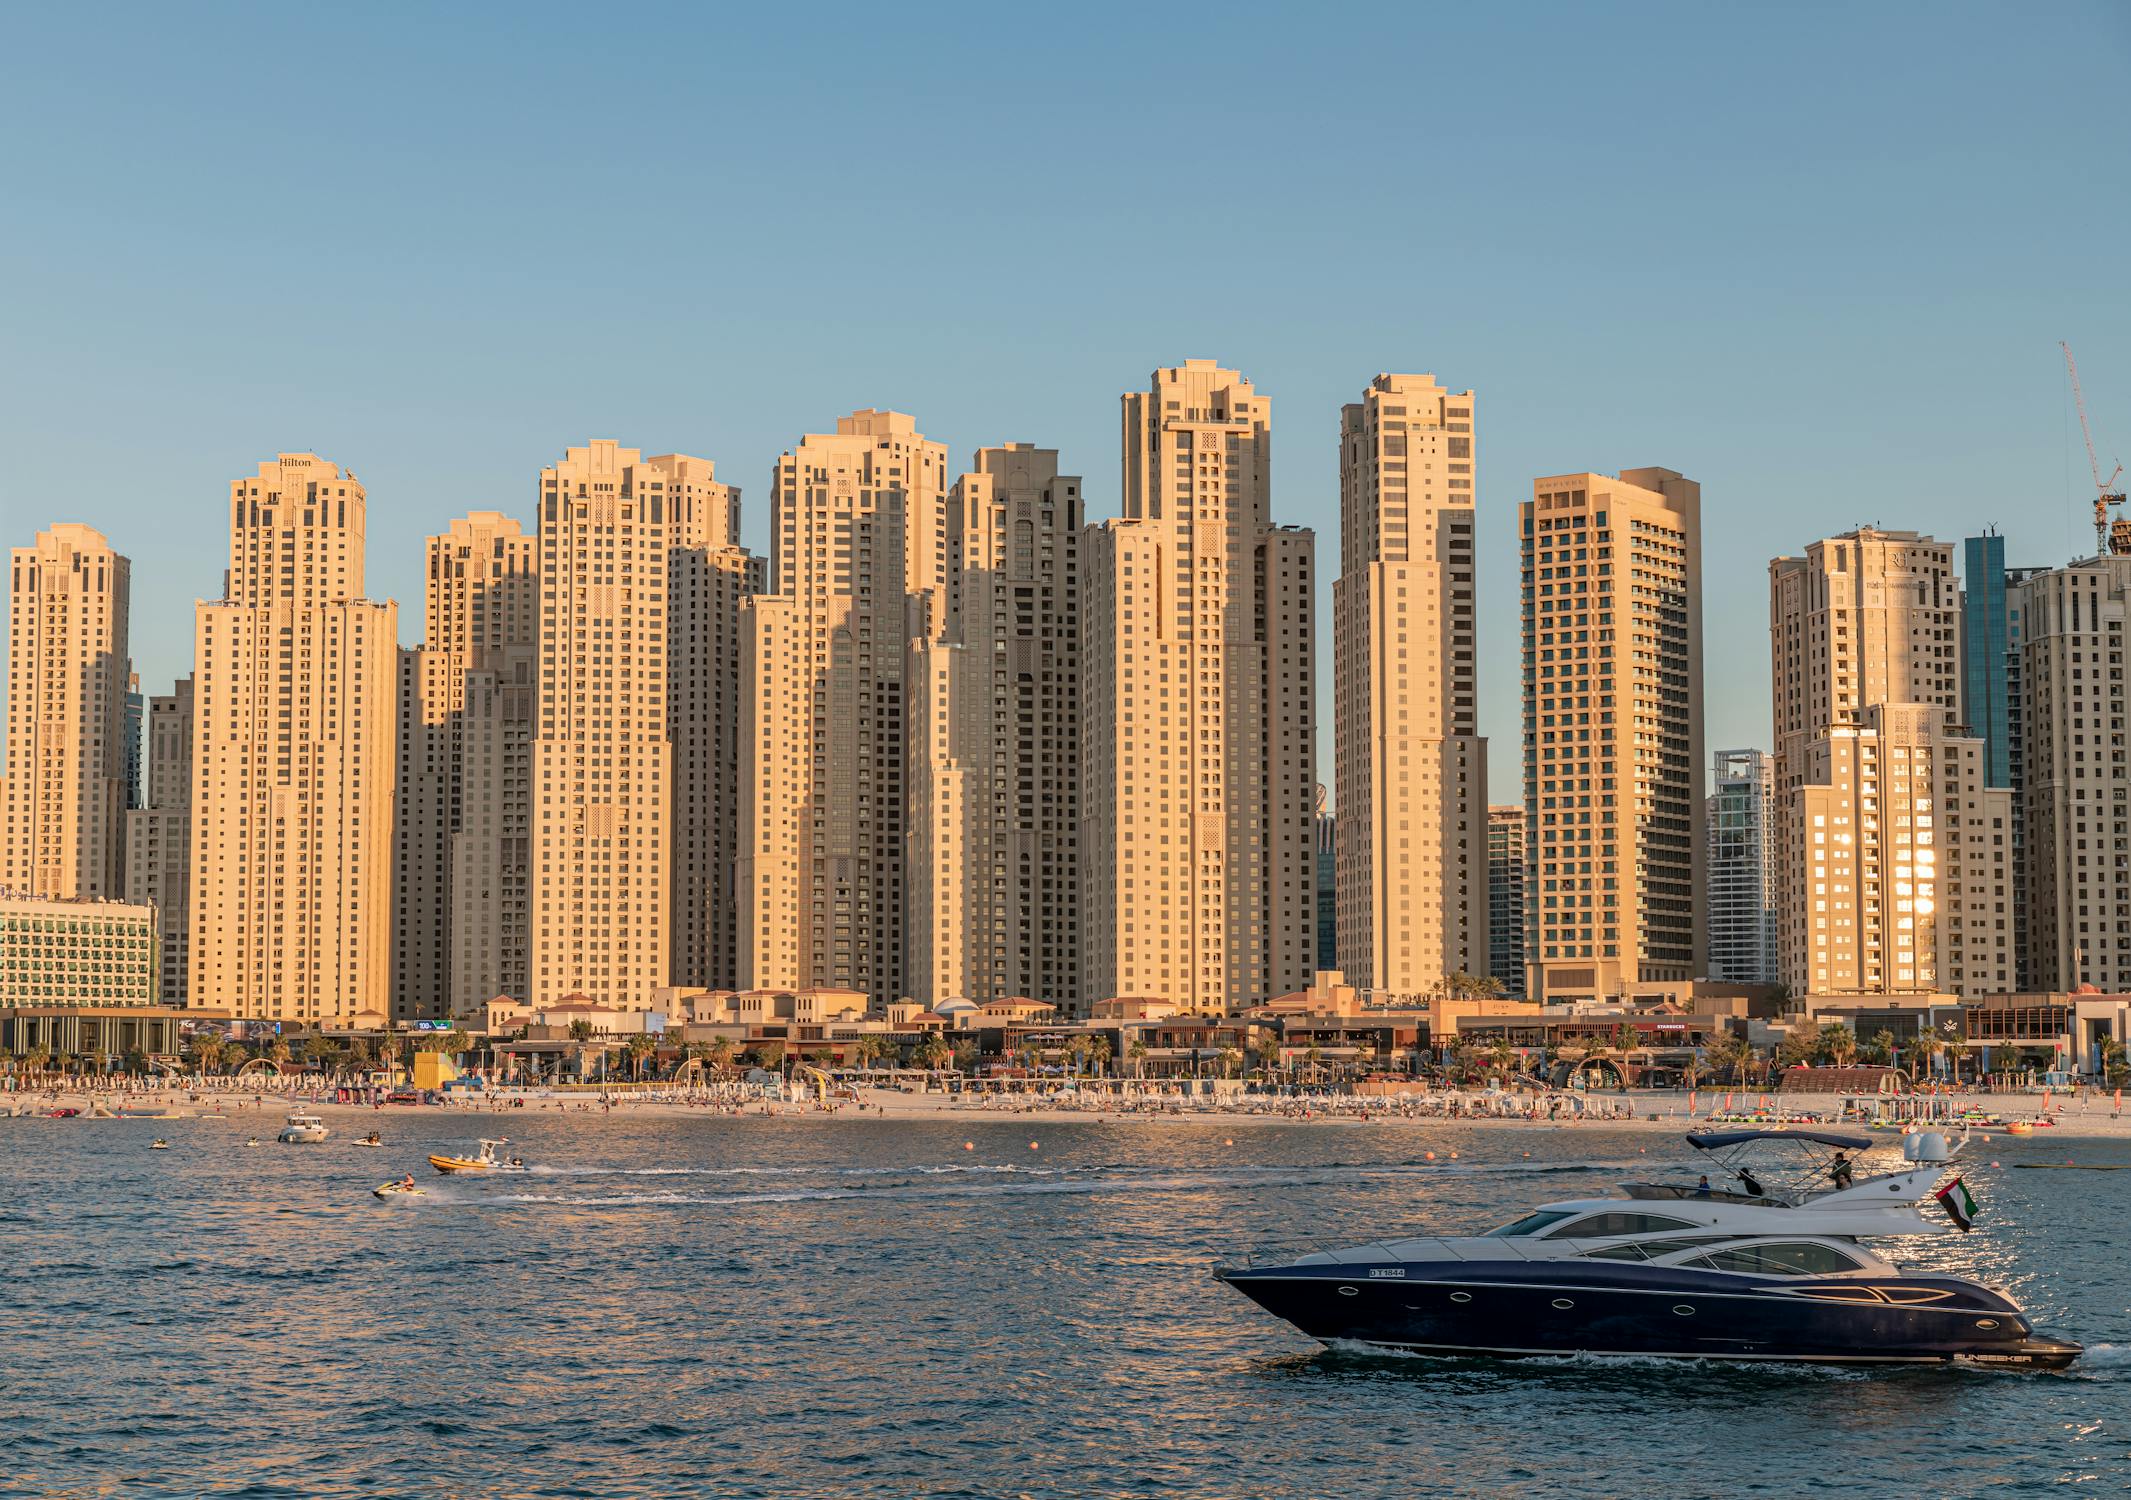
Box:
(277, 1113, 330, 1144)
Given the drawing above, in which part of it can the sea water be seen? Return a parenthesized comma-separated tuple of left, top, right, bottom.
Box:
(2, 1114, 2124, 1498)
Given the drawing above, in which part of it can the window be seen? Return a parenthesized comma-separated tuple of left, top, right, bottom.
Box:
(1543, 1212, 1698, 1239)
(1680, 1242, 1864, 1276)
(1482, 1209, 1579, 1238)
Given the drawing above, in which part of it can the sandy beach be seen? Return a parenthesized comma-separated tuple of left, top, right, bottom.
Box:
(13, 1081, 2131, 1140)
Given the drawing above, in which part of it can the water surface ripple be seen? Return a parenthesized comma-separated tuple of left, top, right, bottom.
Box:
(2, 1115, 2124, 1498)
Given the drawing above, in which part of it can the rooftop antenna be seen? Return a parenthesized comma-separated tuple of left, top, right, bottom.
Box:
(2061, 340, 2126, 558)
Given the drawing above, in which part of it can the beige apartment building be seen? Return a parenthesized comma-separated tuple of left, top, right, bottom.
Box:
(123, 675, 192, 1003)
(393, 512, 537, 1020)
(3, 524, 131, 901)
(1522, 468, 1703, 1004)
(739, 411, 949, 1010)
(1332, 374, 1486, 999)
(2017, 558, 2131, 991)
(530, 442, 682, 1008)
(190, 454, 398, 1022)
(908, 444, 1083, 1012)
(1768, 529, 2009, 995)
(667, 467, 763, 993)
(1083, 361, 1317, 1013)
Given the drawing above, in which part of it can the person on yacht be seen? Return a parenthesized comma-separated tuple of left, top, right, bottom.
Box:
(1830, 1153, 1855, 1190)
(1694, 1175, 1712, 1197)
(1739, 1167, 1764, 1196)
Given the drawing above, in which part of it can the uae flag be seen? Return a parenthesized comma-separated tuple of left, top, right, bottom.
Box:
(1934, 1177, 1977, 1233)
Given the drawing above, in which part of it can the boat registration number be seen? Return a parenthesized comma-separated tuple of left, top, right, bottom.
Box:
(1369, 1268, 1406, 1279)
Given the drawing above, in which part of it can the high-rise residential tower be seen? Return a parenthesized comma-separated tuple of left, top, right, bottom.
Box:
(3, 524, 131, 902)
(393, 512, 537, 1020)
(1332, 374, 1485, 999)
(666, 462, 762, 994)
(908, 444, 1082, 1011)
(124, 676, 193, 1003)
(1486, 804, 1526, 995)
(530, 442, 685, 1009)
(191, 455, 398, 1022)
(1083, 361, 1317, 1012)
(1521, 468, 1703, 1004)
(1706, 749, 1778, 984)
(1768, 529, 2010, 995)
(2017, 557, 2131, 991)
(739, 411, 949, 1009)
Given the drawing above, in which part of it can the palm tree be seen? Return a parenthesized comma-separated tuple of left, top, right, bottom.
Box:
(1127, 1039, 1150, 1079)
(189, 1033, 225, 1076)
(266, 1038, 292, 1073)
(1351, 1038, 1378, 1078)
(855, 1034, 894, 1073)
(707, 1036, 738, 1075)
(1254, 1033, 1282, 1080)
(1064, 1035, 1093, 1077)
(1303, 1042, 1324, 1081)
(1486, 1039, 1517, 1080)
(1815, 1022, 1857, 1068)
(1088, 1035, 1113, 1079)
(623, 1033, 657, 1082)
(912, 1036, 952, 1072)
(1866, 1029, 1899, 1068)
(951, 1039, 978, 1073)
(1774, 1030, 1815, 1070)
(1217, 1046, 1243, 1080)
(2099, 1036, 2128, 1089)
(25, 1043, 51, 1079)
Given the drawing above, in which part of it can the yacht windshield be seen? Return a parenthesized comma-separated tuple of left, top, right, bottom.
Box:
(1679, 1242, 1866, 1276)
(1482, 1210, 1579, 1238)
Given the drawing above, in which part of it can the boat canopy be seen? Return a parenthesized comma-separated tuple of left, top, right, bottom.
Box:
(1686, 1129, 1873, 1151)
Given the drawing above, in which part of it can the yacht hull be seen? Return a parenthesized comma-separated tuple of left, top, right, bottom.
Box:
(1216, 1261, 2080, 1370)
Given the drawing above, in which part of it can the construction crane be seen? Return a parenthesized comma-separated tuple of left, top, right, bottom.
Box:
(2062, 340, 2127, 556)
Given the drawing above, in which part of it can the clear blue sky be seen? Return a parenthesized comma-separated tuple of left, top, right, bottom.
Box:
(4, 1, 2127, 799)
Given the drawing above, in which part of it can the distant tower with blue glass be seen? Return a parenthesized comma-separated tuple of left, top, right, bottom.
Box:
(1961, 531, 2042, 988)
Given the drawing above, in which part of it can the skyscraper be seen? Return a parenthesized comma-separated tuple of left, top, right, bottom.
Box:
(1961, 532, 2044, 989)
(1706, 749, 1778, 984)
(124, 676, 193, 1003)
(1332, 374, 1485, 999)
(191, 455, 398, 1022)
(393, 512, 537, 1020)
(4, 524, 131, 902)
(1315, 801, 1337, 974)
(530, 442, 683, 1008)
(2018, 557, 2131, 991)
(123, 672, 144, 812)
(1768, 529, 2010, 996)
(739, 411, 949, 1008)
(666, 461, 762, 994)
(1486, 804, 1526, 995)
(1521, 468, 1703, 1004)
(1083, 361, 1317, 1012)
(908, 444, 1082, 1011)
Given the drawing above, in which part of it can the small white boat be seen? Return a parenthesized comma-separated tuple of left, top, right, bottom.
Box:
(150, 1138, 169, 1150)
(278, 1113, 330, 1144)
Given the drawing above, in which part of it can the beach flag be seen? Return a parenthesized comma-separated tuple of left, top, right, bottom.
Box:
(1688, 1090, 1698, 1114)
(1934, 1177, 1977, 1233)
(1723, 1092, 1733, 1112)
